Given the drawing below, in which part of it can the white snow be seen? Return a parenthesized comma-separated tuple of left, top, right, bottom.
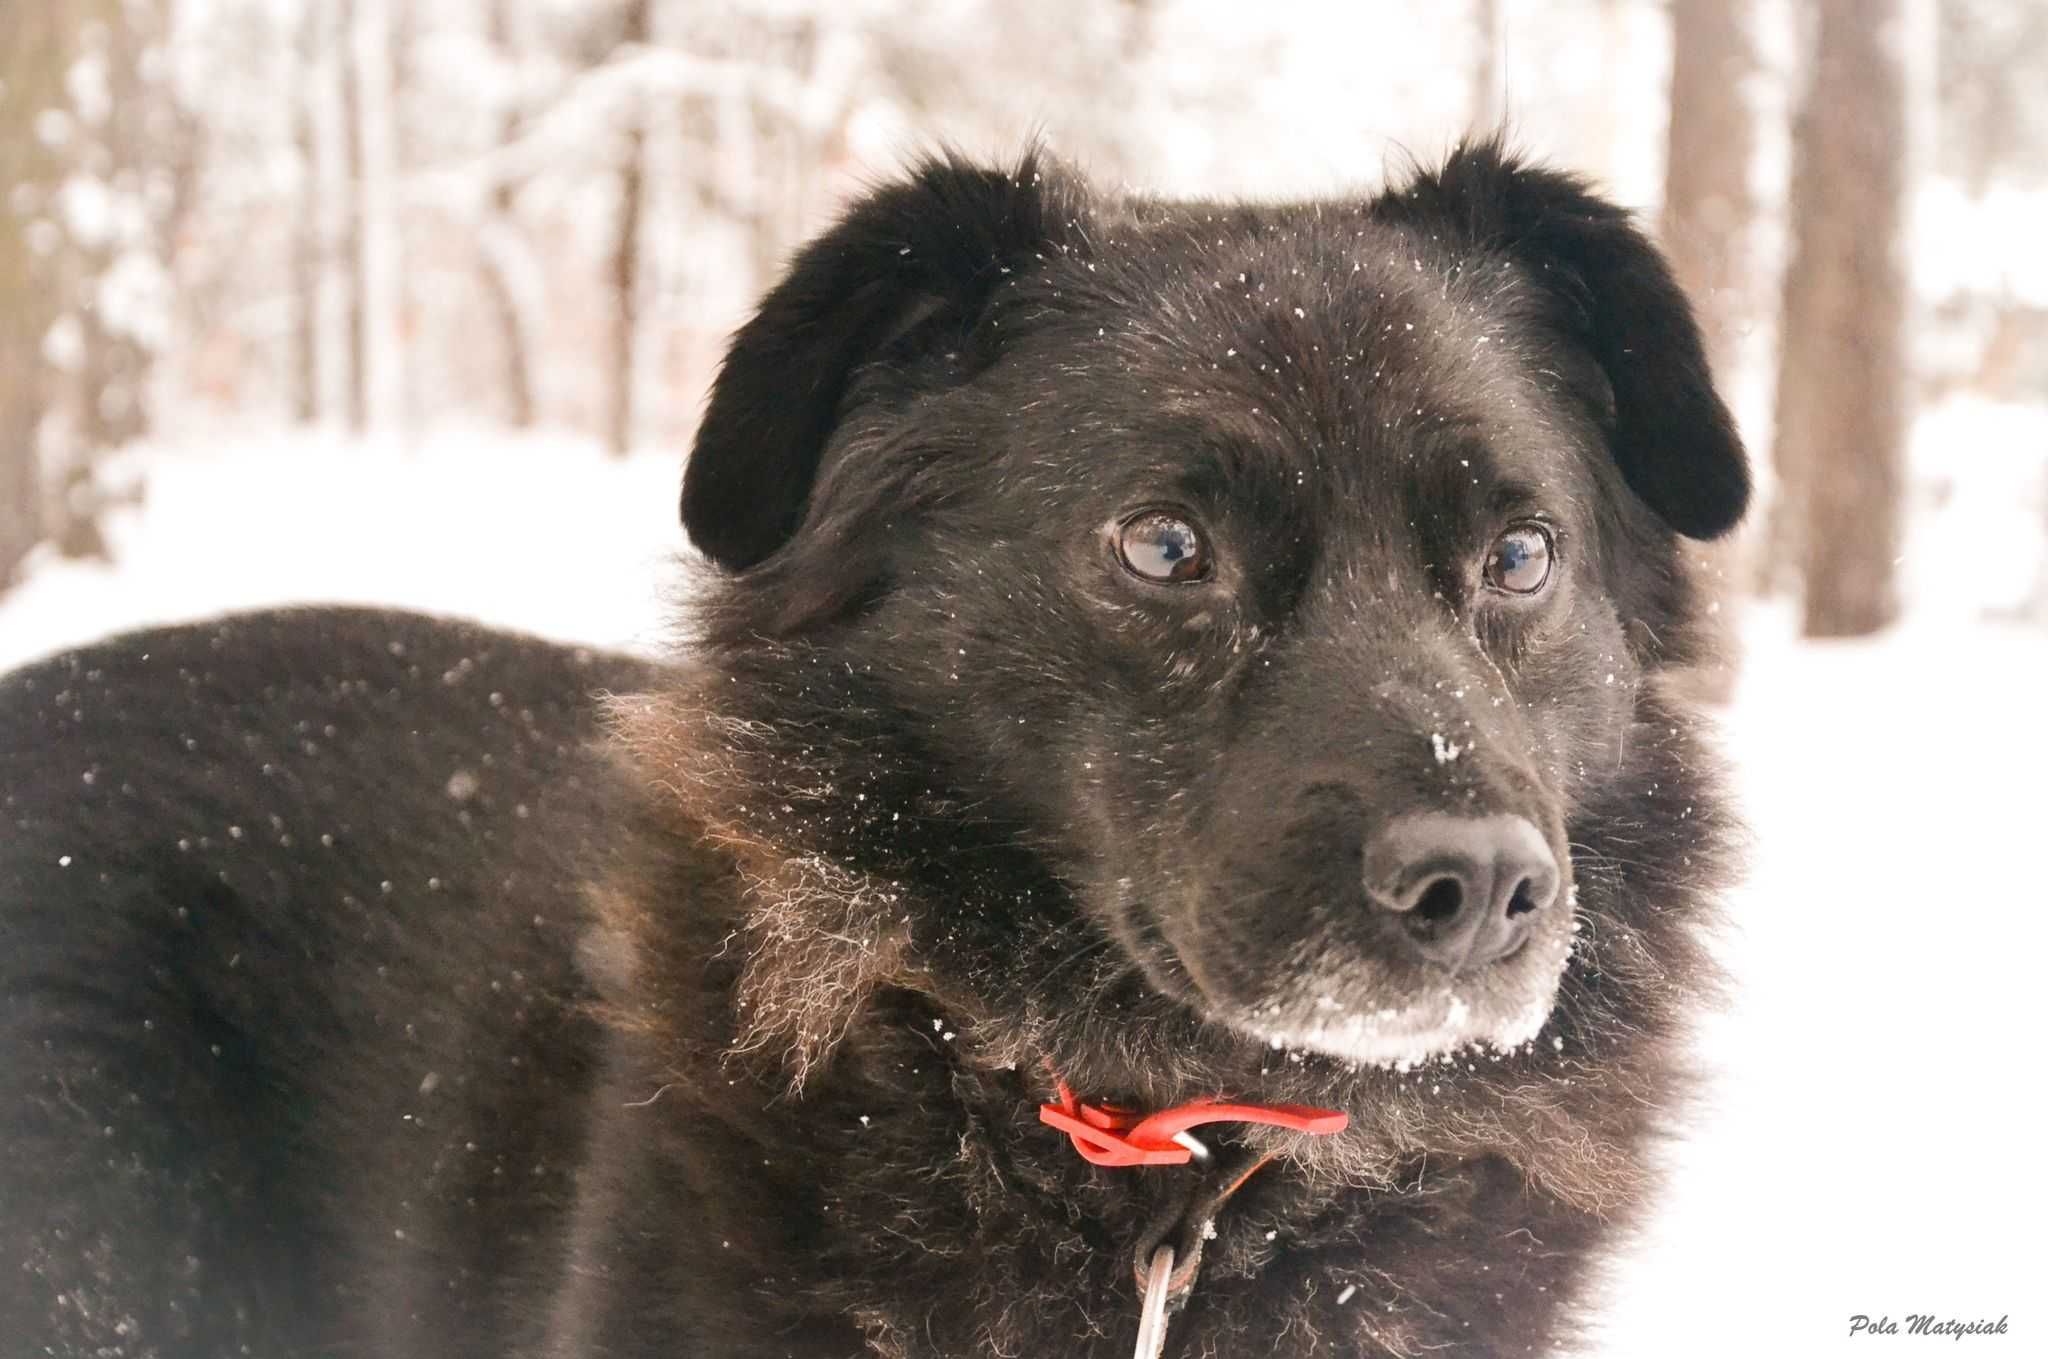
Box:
(1, 417, 2045, 1352)
(1916, 179, 2048, 309)
(0, 428, 685, 671)
(1907, 397, 2048, 619)
(1581, 603, 2048, 1357)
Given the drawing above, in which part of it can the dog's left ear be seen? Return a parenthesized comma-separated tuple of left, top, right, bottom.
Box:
(1380, 139, 1750, 540)
(683, 152, 1070, 571)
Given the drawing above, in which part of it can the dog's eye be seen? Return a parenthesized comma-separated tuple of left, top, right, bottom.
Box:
(1115, 511, 1210, 583)
(1483, 524, 1553, 595)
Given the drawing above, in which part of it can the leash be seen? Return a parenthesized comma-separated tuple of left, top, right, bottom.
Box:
(1127, 1141, 1277, 1358)
(1037, 1077, 1347, 1358)
(1133, 1238, 1177, 1359)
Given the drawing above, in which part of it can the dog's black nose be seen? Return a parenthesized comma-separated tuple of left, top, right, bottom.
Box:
(1363, 813, 1559, 972)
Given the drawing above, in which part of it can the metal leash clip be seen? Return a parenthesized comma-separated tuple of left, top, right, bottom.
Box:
(1133, 1244, 1176, 1359)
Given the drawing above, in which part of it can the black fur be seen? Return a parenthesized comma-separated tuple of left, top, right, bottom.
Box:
(1373, 143, 1750, 540)
(681, 152, 1078, 572)
(1, 140, 1743, 1357)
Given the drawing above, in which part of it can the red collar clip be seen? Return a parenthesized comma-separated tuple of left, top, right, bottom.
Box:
(1038, 1078, 1348, 1168)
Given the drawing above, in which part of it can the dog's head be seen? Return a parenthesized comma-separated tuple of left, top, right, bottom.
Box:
(669, 142, 1745, 1080)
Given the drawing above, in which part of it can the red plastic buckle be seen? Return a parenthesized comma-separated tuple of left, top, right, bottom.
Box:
(1038, 1079, 1348, 1167)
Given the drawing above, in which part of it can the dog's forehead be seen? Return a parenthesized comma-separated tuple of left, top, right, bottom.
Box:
(1014, 203, 1581, 495)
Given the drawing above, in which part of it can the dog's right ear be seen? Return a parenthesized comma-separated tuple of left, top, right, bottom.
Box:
(1377, 138, 1750, 541)
(682, 153, 1067, 571)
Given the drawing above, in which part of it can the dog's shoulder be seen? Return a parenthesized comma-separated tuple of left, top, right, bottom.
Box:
(0, 603, 666, 1013)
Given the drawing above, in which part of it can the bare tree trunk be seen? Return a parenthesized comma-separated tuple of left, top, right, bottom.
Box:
(0, 11, 66, 587)
(1469, 0, 1502, 131)
(341, 0, 367, 432)
(71, 10, 142, 462)
(1665, 0, 1758, 400)
(292, 2, 322, 425)
(1772, 0, 1911, 638)
(352, 0, 404, 433)
(480, 0, 536, 429)
(607, 0, 652, 457)
(310, 0, 352, 429)
(10, 0, 167, 572)
(1663, 0, 1760, 699)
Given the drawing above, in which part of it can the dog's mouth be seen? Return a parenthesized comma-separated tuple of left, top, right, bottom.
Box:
(1115, 885, 1578, 1072)
(1228, 961, 1565, 1069)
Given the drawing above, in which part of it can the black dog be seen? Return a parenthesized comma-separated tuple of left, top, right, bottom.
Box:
(1, 139, 1745, 1357)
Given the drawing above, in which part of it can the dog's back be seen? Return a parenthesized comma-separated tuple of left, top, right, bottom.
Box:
(0, 607, 655, 1354)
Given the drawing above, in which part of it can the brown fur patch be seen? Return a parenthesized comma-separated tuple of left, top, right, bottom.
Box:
(603, 685, 921, 1092)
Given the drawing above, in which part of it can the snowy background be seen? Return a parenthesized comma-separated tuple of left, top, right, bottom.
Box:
(3, 1, 2047, 1354)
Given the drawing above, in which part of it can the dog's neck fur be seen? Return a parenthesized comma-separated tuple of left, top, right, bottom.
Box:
(561, 668, 1726, 1356)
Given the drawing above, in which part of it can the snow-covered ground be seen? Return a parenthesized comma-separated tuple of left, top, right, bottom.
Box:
(0, 429, 689, 671)
(1589, 605, 2045, 1356)
(3, 425, 2044, 1352)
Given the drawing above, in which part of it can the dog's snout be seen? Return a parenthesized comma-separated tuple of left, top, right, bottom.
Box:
(1363, 813, 1559, 972)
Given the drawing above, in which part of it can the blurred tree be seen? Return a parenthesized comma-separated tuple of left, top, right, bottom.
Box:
(1927, 0, 2048, 417)
(21, 0, 1903, 483)
(292, 1, 323, 424)
(351, 0, 404, 432)
(0, 9, 67, 586)
(1772, 0, 1912, 638)
(480, 0, 537, 430)
(70, 7, 173, 460)
(1665, 0, 1758, 402)
(1663, 0, 1760, 696)
(313, 0, 354, 428)
(1, 0, 184, 584)
(340, 0, 366, 431)
(1938, 0, 2048, 193)
(1469, 0, 1501, 131)
(607, 0, 651, 457)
